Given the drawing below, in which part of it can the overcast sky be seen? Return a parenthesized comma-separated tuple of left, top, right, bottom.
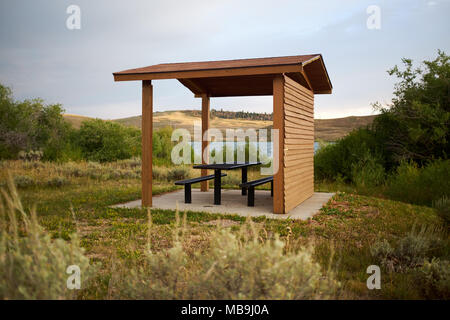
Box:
(0, 0, 449, 119)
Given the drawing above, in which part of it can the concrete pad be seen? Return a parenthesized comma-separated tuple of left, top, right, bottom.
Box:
(112, 189, 334, 220)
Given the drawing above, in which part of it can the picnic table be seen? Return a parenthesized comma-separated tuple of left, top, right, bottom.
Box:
(193, 162, 261, 205)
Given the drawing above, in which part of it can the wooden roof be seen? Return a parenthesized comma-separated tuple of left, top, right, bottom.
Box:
(113, 54, 332, 96)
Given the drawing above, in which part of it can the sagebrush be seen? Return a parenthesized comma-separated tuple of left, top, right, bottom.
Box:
(0, 177, 95, 299)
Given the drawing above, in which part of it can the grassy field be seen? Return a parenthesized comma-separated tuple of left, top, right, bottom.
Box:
(63, 111, 376, 141)
(1, 159, 447, 299)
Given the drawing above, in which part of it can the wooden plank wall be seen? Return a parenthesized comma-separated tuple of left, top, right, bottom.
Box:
(283, 75, 314, 212)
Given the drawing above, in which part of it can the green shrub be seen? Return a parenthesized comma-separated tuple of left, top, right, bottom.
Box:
(77, 119, 141, 162)
(222, 174, 241, 186)
(118, 169, 139, 180)
(13, 175, 35, 188)
(117, 157, 141, 169)
(0, 179, 95, 299)
(62, 163, 84, 178)
(416, 258, 450, 299)
(152, 166, 168, 181)
(167, 167, 191, 181)
(386, 160, 450, 206)
(113, 215, 340, 299)
(351, 152, 385, 190)
(18, 150, 43, 162)
(371, 225, 445, 272)
(314, 128, 384, 182)
(433, 196, 450, 226)
(153, 127, 174, 166)
(21, 161, 46, 170)
(0, 84, 73, 161)
(46, 177, 69, 188)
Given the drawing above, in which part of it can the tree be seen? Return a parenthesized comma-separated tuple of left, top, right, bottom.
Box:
(0, 83, 71, 160)
(373, 50, 449, 166)
(77, 119, 141, 162)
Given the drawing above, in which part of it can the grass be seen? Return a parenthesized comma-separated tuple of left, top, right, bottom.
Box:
(0, 160, 448, 299)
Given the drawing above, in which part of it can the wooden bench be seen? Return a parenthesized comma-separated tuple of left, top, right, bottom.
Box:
(239, 176, 273, 207)
(175, 173, 226, 203)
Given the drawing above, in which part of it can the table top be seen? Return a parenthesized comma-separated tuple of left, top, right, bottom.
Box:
(193, 162, 261, 170)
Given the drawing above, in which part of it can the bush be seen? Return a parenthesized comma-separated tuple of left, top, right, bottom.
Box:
(13, 175, 35, 188)
(152, 166, 168, 181)
(433, 196, 450, 226)
(416, 258, 450, 299)
(62, 162, 84, 178)
(222, 174, 241, 186)
(77, 119, 141, 162)
(0, 84, 73, 161)
(386, 160, 450, 206)
(351, 152, 385, 190)
(371, 225, 445, 272)
(18, 150, 43, 162)
(117, 157, 141, 169)
(314, 128, 384, 182)
(46, 177, 69, 188)
(113, 215, 340, 299)
(167, 167, 191, 181)
(153, 127, 174, 166)
(0, 179, 94, 299)
(372, 50, 450, 166)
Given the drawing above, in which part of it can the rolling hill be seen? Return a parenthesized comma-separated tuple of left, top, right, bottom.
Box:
(62, 114, 94, 129)
(63, 111, 376, 141)
(315, 115, 376, 141)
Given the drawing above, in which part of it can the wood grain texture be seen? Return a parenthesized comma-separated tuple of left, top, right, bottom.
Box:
(201, 94, 210, 191)
(273, 75, 285, 214)
(142, 80, 153, 207)
(283, 75, 314, 213)
(115, 55, 319, 75)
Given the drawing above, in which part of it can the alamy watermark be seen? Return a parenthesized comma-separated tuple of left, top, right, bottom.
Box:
(170, 122, 278, 175)
(366, 265, 381, 290)
(66, 265, 81, 290)
(366, 5, 381, 30)
(66, 5, 81, 30)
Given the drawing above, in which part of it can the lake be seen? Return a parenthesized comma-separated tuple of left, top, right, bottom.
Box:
(189, 141, 321, 156)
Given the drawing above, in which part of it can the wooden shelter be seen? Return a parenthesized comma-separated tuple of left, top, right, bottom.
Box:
(113, 54, 332, 214)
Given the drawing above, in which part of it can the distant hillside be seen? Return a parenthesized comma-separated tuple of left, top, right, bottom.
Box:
(315, 115, 376, 141)
(65, 111, 376, 141)
(114, 110, 273, 134)
(63, 114, 94, 129)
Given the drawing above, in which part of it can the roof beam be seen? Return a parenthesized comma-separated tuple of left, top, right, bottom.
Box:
(300, 70, 313, 91)
(178, 78, 207, 95)
(113, 64, 302, 81)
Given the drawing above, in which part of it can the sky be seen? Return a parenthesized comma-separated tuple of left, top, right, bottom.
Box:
(0, 0, 449, 119)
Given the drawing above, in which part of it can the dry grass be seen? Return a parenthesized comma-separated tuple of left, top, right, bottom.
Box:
(1, 160, 447, 299)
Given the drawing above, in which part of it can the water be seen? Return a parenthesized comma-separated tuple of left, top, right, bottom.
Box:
(189, 141, 321, 156)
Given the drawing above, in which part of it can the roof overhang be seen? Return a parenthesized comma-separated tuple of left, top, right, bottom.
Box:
(113, 54, 332, 96)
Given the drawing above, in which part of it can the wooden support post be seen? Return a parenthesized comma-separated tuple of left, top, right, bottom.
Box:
(273, 75, 285, 214)
(142, 80, 153, 207)
(201, 94, 210, 191)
